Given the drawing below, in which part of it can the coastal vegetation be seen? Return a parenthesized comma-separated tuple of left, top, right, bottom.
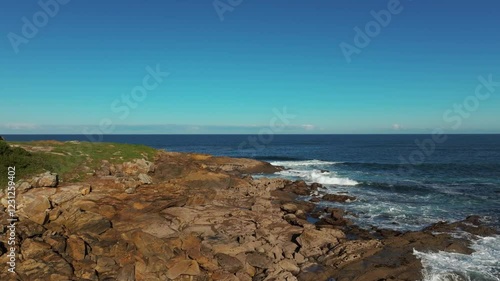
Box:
(0, 140, 156, 189)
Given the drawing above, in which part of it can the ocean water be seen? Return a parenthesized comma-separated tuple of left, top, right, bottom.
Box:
(5, 134, 500, 279)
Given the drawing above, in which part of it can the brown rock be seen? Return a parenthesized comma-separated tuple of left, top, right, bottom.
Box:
(216, 253, 243, 273)
(281, 203, 298, 213)
(16, 219, 46, 240)
(246, 252, 273, 269)
(67, 235, 86, 261)
(35, 172, 59, 187)
(21, 239, 51, 259)
(79, 184, 92, 195)
(138, 173, 153, 184)
(166, 259, 200, 279)
(324, 239, 382, 267)
(122, 159, 155, 176)
(54, 207, 111, 235)
(296, 227, 345, 257)
(129, 231, 174, 260)
(17, 181, 32, 193)
(20, 195, 51, 225)
(117, 264, 135, 281)
(43, 232, 67, 254)
(278, 259, 300, 274)
(282, 180, 312, 196)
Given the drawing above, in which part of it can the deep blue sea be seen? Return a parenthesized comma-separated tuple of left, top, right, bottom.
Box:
(5, 134, 500, 279)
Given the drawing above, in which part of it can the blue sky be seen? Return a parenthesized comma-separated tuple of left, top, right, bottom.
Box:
(1, 0, 499, 134)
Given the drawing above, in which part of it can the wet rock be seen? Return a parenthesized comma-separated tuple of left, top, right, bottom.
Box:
(322, 193, 356, 203)
(309, 197, 321, 203)
(282, 180, 313, 196)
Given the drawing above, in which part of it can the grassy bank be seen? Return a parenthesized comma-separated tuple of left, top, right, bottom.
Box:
(0, 140, 157, 189)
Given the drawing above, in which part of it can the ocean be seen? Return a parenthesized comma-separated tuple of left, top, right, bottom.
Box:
(5, 134, 500, 280)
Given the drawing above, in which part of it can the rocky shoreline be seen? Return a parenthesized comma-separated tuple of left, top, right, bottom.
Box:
(1, 146, 498, 281)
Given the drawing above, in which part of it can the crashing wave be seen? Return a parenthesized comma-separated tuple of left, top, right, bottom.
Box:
(414, 235, 500, 281)
(276, 169, 358, 186)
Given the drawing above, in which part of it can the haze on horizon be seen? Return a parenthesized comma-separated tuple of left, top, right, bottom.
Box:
(1, 0, 499, 134)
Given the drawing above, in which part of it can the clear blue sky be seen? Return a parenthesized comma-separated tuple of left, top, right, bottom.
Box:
(1, 0, 499, 134)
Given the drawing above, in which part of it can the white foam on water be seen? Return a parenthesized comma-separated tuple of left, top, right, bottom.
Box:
(276, 169, 359, 186)
(414, 235, 500, 281)
(270, 159, 340, 167)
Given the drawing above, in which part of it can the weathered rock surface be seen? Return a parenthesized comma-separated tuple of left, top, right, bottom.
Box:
(1, 148, 497, 281)
(33, 171, 59, 188)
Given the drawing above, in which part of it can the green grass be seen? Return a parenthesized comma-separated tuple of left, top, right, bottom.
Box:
(0, 140, 157, 190)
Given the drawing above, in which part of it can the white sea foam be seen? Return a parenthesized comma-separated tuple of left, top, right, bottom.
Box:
(414, 235, 500, 281)
(276, 169, 359, 186)
(270, 159, 340, 167)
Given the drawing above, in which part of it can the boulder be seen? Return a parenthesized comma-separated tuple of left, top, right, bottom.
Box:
(282, 180, 312, 196)
(281, 203, 298, 214)
(34, 172, 59, 188)
(19, 195, 51, 225)
(121, 159, 155, 176)
(296, 227, 345, 257)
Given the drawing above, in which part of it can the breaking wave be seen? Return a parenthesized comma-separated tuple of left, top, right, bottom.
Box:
(276, 169, 358, 186)
(414, 235, 500, 281)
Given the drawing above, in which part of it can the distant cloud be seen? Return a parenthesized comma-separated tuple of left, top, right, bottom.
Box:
(0, 123, 320, 134)
(2, 123, 38, 130)
(392, 123, 402, 131)
(301, 124, 316, 131)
